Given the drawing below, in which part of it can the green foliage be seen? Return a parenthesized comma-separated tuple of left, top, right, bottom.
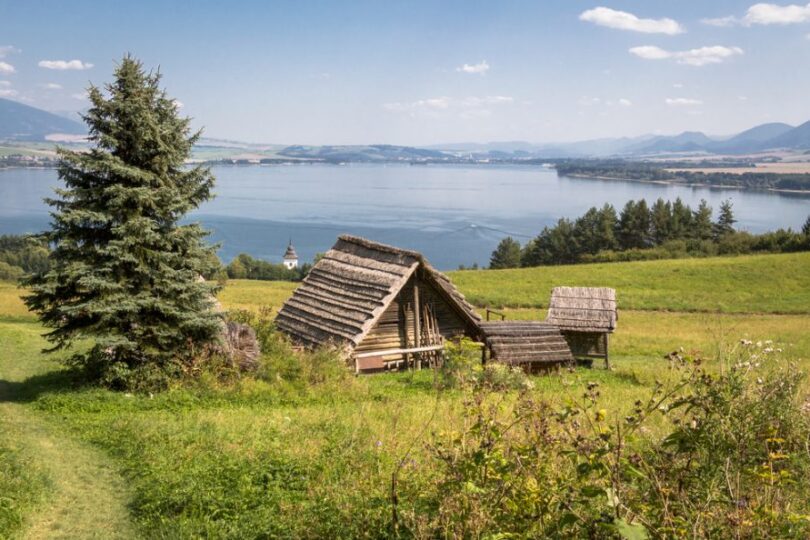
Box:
(404, 345, 810, 538)
(0, 234, 50, 278)
(489, 237, 521, 269)
(226, 252, 307, 281)
(801, 215, 810, 237)
(439, 338, 532, 391)
(22, 56, 222, 389)
(507, 197, 808, 268)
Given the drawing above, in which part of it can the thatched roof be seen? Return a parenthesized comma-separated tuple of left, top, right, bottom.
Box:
(276, 235, 481, 349)
(479, 321, 574, 366)
(546, 287, 617, 333)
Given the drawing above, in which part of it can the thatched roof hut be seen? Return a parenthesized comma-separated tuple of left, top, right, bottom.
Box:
(546, 287, 617, 367)
(546, 287, 617, 333)
(479, 321, 573, 371)
(276, 235, 481, 372)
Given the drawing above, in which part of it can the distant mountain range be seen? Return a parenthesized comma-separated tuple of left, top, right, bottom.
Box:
(430, 121, 810, 158)
(3, 96, 810, 159)
(0, 98, 85, 141)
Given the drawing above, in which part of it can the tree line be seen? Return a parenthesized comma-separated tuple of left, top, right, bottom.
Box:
(490, 198, 810, 269)
(555, 160, 810, 192)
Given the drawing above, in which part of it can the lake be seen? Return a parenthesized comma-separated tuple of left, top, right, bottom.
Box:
(1, 163, 808, 269)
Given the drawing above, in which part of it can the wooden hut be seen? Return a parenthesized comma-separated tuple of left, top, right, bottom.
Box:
(546, 287, 617, 367)
(479, 321, 574, 372)
(275, 235, 482, 373)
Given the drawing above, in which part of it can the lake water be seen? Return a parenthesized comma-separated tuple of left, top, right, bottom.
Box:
(1, 164, 808, 269)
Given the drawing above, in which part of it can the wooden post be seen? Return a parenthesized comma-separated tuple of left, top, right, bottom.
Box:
(604, 333, 610, 370)
(413, 282, 421, 370)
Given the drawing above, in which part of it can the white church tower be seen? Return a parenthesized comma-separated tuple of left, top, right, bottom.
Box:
(283, 239, 299, 270)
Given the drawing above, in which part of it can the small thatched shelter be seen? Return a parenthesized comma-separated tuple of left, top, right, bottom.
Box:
(275, 235, 482, 373)
(479, 321, 574, 372)
(546, 286, 617, 367)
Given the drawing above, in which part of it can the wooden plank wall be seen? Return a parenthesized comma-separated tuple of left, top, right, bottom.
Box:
(353, 275, 471, 368)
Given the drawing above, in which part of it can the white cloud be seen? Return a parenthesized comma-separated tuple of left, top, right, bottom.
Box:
(617, 98, 633, 107)
(0, 62, 15, 74)
(744, 2, 810, 24)
(0, 45, 19, 58)
(579, 7, 684, 34)
(38, 59, 94, 70)
(71, 92, 88, 100)
(703, 3, 810, 27)
(173, 99, 184, 109)
(629, 45, 743, 66)
(0, 80, 10, 87)
(0, 88, 18, 98)
(673, 83, 684, 88)
(383, 95, 513, 117)
(701, 16, 739, 27)
(665, 97, 703, 106)
(456, 60, 490, 74)
(39, 83, 62, 90)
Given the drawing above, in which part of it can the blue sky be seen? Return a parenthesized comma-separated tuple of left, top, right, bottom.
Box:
(2, 0, 810, 144)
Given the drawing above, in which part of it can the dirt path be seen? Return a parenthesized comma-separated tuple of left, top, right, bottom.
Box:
(0, 335, 137, 539)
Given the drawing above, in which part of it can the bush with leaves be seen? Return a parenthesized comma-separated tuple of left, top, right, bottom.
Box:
(402, 341, 810, 538)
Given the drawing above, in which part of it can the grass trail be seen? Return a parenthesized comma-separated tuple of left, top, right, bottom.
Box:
(0, 320, 137, 539)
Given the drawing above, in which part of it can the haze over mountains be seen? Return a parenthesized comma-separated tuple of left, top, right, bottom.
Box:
(2, 97, 810, 158)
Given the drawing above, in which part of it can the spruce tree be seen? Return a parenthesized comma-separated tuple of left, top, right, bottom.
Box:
(489, 237, 521, 269)
(24, 56, 222, 386)
(692, 199, 713, 241)
(802, 215, 810, 237)
(713, 199, 737, 240)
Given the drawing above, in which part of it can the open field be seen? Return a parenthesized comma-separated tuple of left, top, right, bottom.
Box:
(667, 162, 810, 175)
(1, 251, 809, 537)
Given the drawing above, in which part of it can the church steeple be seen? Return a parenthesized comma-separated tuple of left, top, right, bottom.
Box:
(283, 239, 299, 269)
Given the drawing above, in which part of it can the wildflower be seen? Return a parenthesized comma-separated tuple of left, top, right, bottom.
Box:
(763, 347, 774, 354)
(756, 341, 762, 348)
(740, 339, 752, 346)
(595, 409, 607, 422)
(375, 440, 383, 449)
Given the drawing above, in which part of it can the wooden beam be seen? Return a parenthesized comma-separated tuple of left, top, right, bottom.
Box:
(413, 281, 421, 369)
(354, 344, 446, 359)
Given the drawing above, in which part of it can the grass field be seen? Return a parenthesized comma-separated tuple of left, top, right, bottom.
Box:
(1, 252, 809, 538)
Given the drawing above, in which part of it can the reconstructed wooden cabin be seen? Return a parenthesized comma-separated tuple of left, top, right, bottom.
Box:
(546, 287, 617, 367)
(275, 235, 482, 373)
(479, 321, 574, 372)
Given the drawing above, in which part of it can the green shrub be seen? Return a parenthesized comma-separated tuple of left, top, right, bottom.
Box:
(404, 341, 810, 538)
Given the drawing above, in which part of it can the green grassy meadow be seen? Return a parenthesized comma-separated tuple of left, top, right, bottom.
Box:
(1, 252, 809, 538)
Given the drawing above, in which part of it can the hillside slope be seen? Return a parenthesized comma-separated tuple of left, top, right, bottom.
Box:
(448, 252, 810, 313)
(0, 98, 85, 141)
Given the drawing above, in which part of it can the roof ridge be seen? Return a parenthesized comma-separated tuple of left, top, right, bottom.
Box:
(338, 234, 424, 261)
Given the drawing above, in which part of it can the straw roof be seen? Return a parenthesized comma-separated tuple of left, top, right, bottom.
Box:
(546, 287, 617, 333)
(479, 321, 574, 366)
(275, 235, 481, 349)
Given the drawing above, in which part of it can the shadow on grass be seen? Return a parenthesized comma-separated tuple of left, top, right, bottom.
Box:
(0, 368, 88, 404)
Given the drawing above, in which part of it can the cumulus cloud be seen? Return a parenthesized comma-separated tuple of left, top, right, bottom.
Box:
(702, 3, 810, 27)
(629, 45, 743, 66)
(579, 7, 684, 34)
(665, 97, 703, 106)
(0, 88, 18, 98)
(456, 60, 490, 74)
(0, 80, 10, 87)
(617, 98, 633, 106)
(0, 62, 15, 74)
(744, 2, 810, 24)
(39, 83, 62, 90)
(38, 59, 94, 70)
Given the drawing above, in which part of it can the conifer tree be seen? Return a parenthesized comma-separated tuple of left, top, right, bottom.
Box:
(24, 56, 221, 386)
(713, 199, 737, 240)
(489, 237, 521, 269)
(802, 215, 810, 237)
(692, 199, 714, 241)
